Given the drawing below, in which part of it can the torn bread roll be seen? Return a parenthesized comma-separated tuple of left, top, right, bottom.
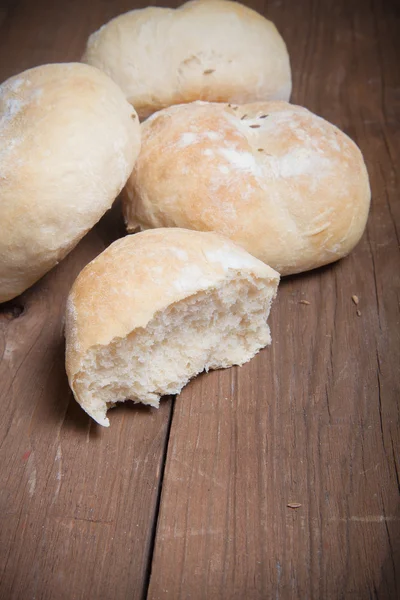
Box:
(82, 0, 291, 119)
(65, 228, 279, 427)
(0, 63, 140, 303)
(123, 101, 371, 275)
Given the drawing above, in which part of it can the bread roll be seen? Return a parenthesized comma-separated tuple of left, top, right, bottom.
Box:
(123, 101, 371, 275)
(82, 0, 291, 119)
(0, 63, 140, 303)
(65, 228, 279, 427)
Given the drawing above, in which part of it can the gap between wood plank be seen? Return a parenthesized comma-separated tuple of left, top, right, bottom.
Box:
(141, 396, 176, 600)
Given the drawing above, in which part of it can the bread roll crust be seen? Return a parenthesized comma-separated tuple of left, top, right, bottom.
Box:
(65, 228, 279, 426)
(0, 63, 141, 302)
(123, 101, 371, 275)
(82, 0, 291, 118)
(66, 228, 278, 369)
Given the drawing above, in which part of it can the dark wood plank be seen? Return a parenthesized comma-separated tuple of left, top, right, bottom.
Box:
(0, 1, 174, 598)
(1, 0, 399, 599)
(147, 0, 400, 598)
(0, 1, 16, 31)
(0, 213, 174, 600)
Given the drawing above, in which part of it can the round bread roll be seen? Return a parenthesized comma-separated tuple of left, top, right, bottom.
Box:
(0, 62, 140, 303)
(82, 0, 291, 119)
(65, 228, 279, 427)
(123, 101, 371, 275)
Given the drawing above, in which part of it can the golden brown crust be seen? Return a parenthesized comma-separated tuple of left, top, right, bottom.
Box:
(123, 101, 371, 275)
(0, 63, 141, 302)
(82, 0, 291, 118)
(65, 228, 279, 382)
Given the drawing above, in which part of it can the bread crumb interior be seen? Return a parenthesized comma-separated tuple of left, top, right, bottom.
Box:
(74, 275, 275, 426)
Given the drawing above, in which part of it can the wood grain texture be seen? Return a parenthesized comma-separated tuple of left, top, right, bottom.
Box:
(0, 1, 399, 599)
(0, 2, 174, 598)
(147, 0, 400, 598)
(0, 208, 174, 600)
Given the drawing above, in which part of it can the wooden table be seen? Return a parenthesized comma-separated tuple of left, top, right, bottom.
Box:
(0, 0, 399, 598)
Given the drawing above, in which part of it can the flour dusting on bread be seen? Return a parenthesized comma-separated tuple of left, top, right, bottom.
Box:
(123, 100, 370, 276)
